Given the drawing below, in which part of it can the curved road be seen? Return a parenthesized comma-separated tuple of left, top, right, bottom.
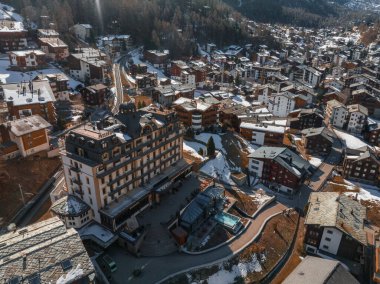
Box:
(108, 202, 287, 284)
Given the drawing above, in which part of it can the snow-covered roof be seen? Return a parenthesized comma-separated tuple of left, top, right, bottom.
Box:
(10, 49, 45, 57)
(240, 122, 285, 134)
(50, 195, 90, 217)
(2, 80, 55, 106)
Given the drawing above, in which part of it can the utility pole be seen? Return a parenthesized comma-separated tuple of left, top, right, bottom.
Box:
(19, 184, 25, 206)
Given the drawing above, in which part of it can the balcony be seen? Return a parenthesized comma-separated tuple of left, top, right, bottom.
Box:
(72, 177, 82, 185)
(70, 166, 81, 173)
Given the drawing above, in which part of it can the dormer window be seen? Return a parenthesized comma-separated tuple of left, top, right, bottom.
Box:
(102, 153, 109, 161)
(77, 148, 84, 157)
(112, 147, 121, 157)
(101, 142, 108, 149)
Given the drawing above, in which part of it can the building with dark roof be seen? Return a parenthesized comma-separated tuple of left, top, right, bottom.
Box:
(0, 217, 96, 283)
(288, 108, 324, 131)
(81, 84, 108, 106)
(283, 256, 359, 284)
(50, 195, 92, 229)
(343, 147, 380, 186)
(248, 146, 312, 193)
(179, 186, 225, 232)
(301, 126, 334, 156)
(61, 104, 192, 232)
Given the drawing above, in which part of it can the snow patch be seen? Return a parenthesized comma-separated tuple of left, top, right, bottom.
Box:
(206, 254, 263, 284)
(200, 152, 234, 185)
(195, 133, 225, 154)
(309, 156, 323, 168)
(56, 264, 84, 284)
(183, 141, 206, 161)
(334, 129, 368, 150)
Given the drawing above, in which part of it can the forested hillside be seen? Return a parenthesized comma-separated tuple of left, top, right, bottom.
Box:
(223, 0, 378, 27)
(3, 0, 252, 57)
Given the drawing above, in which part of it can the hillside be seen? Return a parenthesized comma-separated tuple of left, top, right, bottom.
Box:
(223, 0, 378, 27)
(1, 0, 252, 57)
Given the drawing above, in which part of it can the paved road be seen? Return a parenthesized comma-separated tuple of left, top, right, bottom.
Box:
(18, 170, 64, 227)
(112, 63, 124, 114)
(107, 202, 287, 284)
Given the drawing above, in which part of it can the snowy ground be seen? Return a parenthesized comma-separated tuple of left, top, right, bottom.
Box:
(0, 57, 82, 89)
(334, 129, 369, 150)
(343, 179, 380, 202)
(200, 152, 235, 185)
(183, 140, 206, 161)
(249, 190, 272, 205)
(129, 49, 168, 79)
(231, 95, 251, 107)
(188, 254, 263, 284)
(194, 133, 226, 154)
(308, 156, 323, 168)
(235, 135, 259, 154)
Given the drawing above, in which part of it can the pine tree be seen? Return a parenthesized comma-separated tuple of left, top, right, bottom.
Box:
(207, 137, 215, 157)
(198, 148, 204, 156)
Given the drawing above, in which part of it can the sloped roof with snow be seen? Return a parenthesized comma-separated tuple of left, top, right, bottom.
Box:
(51, 195, 91, 217)
(0, 217, 95, 283)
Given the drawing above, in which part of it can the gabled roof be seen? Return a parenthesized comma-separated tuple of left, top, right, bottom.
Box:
(305, 192, 367, 245)
(283, 256, 359, 284)
(248, 147, 312, 178)
(301, 127, 334, 143)
(0, 217, 95, 283)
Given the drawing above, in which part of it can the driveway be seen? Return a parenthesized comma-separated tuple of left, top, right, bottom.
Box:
(106, 202, 287, 284)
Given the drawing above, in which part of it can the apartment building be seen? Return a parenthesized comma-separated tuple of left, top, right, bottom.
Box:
(240, 122, 285, 146)
(325, 100, 368, 134)
(0, 115, 51, 159)
(304, 192, 367, 268)
(343, 147, 380, 186)
(288, 108, 324, 131)
(325, 99, 348, 129)
(301, 127, 334, 156)
(268, 92, 296, 117)
(33, 73, 70, 101)
(173, 97, 219, 130)
(38, 37, 69, 61)
(302, 66, 322, 87)
(81, 84, 108, 106)
(364, 123, 380, 147)
(8, 50, 46, 69)
(61, 103, 191, 232)
(0, 80, 57, 124)
(0, 20, 27, 52)
(68, 48, 108, 83)
(248, 146, 312, 194)
(71, 24, 92, 41)
(346, 104, 368, 134)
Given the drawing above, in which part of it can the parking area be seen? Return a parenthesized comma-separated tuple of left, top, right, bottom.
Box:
(98, 175, 202, 283)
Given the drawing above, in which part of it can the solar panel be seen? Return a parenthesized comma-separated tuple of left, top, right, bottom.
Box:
(61, 259, 73, 271)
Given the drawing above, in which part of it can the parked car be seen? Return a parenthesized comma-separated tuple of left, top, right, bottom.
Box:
(102, 254, 117, 273)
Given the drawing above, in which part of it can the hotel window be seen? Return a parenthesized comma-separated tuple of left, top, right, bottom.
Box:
(327, 230, 333, 234)
(77, 148, 84, 157)
(325, 237, 331, 242)
(102, 153, 109, 161)
(323, 245, 329, 250)
(113, 147, 121, 157)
